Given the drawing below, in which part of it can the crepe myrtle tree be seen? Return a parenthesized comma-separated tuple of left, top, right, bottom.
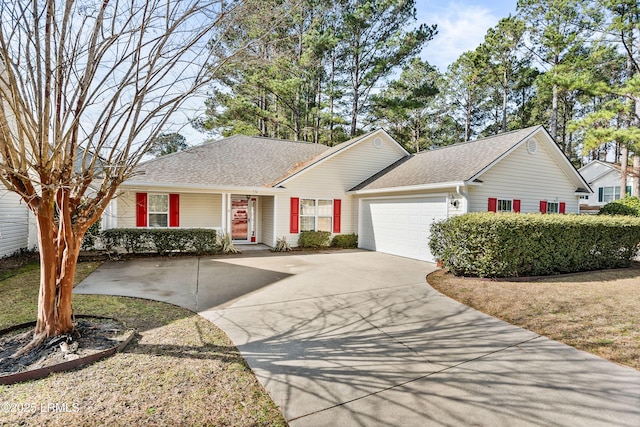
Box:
(0, 0, 296, 354)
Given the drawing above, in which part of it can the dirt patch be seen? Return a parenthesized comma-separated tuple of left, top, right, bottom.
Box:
(428, 265, 640, 370)
(0, 317, 133, 377)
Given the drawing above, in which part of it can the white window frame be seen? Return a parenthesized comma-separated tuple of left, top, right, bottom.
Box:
(601, 186, 621, 203)
(497, 198, 513, 213)
(300, 198, 333, 232)
(547, 201, 559, 214)
(148, 193, 169, 228)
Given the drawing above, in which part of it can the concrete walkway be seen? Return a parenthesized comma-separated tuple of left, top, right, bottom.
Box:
(75, 250, 640, 426)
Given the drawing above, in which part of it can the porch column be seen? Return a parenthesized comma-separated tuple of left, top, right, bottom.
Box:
(272, 196, 278, 247)
(221, 193, 227, 234)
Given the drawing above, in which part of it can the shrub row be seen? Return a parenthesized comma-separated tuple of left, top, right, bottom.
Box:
(297, 231, 359, 249)
(599, 196, 640, 217)
(429, 213, 640, 278)
(101, 228, 217, 255)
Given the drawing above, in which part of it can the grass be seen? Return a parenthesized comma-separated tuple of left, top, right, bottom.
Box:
(0, 260, 287, 426)
(428, 263, 640, 371)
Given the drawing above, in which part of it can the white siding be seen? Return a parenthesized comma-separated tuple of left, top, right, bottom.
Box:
(117, 190, 222, 228)
(468, 137, 580, 213)
(582, 170, 633, 207)
(0, 189, 29, 257)
(260, 196, 275, 247)
(275, 134, 406, 245)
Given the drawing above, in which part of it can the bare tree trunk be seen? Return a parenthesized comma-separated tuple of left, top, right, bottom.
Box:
(550, 83, 558, 140)
(502, 70, 508, 132)
(465, 88, 472, 141)
(621, 145, 629, 196)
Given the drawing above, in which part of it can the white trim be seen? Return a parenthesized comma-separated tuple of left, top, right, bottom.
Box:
(299, 198, 334, 233)
(221, 192, 227, 234)
(123, 181, 285, 195)
(349, 181, 467, 196)
(272, 196, 278, 248)
(274, 129, 409, 187)
(147, 193, 169, 228)
(497, 198, 514, 213)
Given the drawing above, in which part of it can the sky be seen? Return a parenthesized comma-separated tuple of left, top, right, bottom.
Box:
(179, 0, 519, 145)
(417, 0, 518, 71)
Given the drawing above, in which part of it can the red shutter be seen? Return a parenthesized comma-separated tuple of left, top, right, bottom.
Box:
(169, 194, 180, 227)
(290, 197, 300, 234)
(488, 198, 497, 212)
(540, 201, 547, 214)
(559, 202, 566, 214)
(513, 199, 521, 213)
(333, 199, 341, 233)
(136, 193, 148, 227)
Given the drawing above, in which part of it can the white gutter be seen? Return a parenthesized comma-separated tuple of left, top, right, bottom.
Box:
(348, 181, 474, 196)
(121, 181, 286, 195)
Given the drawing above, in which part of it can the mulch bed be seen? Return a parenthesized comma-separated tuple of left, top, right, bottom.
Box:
(0, 317, 134, 378)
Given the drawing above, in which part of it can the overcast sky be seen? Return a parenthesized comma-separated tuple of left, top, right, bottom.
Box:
(180, 0, 518, 145)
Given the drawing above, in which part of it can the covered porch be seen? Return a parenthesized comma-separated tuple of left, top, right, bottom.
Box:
(108, 188, 278, 247)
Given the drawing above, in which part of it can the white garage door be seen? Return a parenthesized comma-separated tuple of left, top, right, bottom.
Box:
(359, 196, 448, 262)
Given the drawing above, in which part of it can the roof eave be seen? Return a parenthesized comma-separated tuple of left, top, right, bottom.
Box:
(348, 181, 468, 195)
(120, 181, 286, 194)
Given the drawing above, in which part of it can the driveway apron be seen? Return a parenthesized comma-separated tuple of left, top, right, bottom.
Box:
(76, 251, 640, 426)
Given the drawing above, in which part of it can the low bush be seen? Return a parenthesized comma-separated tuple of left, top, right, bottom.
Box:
(598, 196, 640, 217)
(102, 228, 216, 255)
(81, 219, 102, 250)
(273, 236, 293, 252)
(298, 231, 331, 248)
(331, 233, 358, 248)
(429, 213, 640, 278)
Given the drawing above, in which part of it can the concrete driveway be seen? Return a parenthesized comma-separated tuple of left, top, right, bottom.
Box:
(75, 250, 640, 426)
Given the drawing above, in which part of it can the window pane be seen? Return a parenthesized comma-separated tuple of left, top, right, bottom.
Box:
(317, 217, 332, 232)
(547, 202, 559, 214)
(603, 187, 614, 203)
(317, 200, 332, 216)
(497, 199, 512, 212)
(300, 199, 315, 216)
(149, 213, 168, 227)
(149, 194, 168, 212)
(300, 216, 315, 231)
(614, 186, 621, 200)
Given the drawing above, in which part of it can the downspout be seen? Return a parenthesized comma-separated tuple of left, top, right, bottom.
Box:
(455, 184, 468, 213)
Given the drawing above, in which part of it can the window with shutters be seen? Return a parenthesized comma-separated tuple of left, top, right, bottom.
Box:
(598, 186, 630, 203)
(148, 194, 169, 227)
(300, 199, 333, 232)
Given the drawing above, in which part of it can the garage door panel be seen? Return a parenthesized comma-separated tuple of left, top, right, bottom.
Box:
(359, 197, 447, 262)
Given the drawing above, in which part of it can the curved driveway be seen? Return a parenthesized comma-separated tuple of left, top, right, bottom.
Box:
(75, 250, 640, 426)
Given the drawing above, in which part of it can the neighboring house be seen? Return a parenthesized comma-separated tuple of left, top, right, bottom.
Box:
(0, 189, 30, 257)
(0, 62, 32, 257)
(578, 160, 637, 213)
(108, 125, 591, 263)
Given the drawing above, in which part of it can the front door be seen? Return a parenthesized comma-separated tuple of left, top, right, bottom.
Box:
(231, 196, 256, 242)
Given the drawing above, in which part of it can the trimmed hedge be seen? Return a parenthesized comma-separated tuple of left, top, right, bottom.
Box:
(298, 231, 331, 248)
(429, 213, 640, 278)
(598, 196, 640, 217)
(102, 228, 217, 255)
(331, 233, 358, 248)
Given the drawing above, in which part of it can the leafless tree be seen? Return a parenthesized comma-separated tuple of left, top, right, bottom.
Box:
(0, 0, 296, 353)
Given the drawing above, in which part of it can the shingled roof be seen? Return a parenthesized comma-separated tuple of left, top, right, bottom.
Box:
(131, 135, 330, 188)
(351, 126, 544, 191)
